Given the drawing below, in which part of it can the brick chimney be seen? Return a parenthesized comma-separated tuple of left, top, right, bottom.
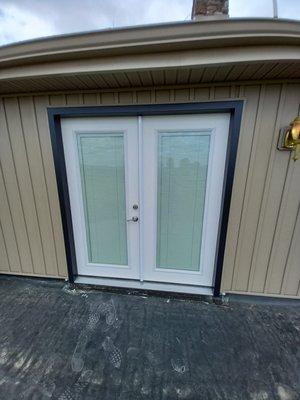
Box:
(192, 0, 229, 20)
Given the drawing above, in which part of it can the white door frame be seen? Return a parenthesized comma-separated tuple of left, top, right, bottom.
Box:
(48, 102, 243, 296)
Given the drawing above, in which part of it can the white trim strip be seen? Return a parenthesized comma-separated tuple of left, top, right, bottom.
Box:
(138, 116, 144, 282)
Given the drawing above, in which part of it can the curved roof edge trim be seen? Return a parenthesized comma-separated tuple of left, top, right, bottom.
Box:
(0, 18, 299, 69)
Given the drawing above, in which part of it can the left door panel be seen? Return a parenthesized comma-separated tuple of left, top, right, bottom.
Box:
(61, 117, 140, 279)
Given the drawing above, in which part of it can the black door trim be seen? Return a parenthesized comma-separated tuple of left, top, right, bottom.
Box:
(48, 101, 244, 296)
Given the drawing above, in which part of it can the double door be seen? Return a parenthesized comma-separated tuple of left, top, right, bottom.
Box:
(62, 113, 230, 290)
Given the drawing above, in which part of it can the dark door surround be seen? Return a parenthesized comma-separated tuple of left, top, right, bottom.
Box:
(48, 101, 244, 297)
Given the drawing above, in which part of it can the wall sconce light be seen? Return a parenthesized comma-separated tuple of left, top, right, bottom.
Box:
(278, 116, 300, 161)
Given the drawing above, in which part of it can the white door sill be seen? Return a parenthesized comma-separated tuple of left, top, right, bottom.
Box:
(75, 275, 213, 296)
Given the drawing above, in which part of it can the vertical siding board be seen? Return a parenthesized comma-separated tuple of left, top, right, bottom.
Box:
(249, 84, 300, 292)
(34, 95, 68, 277)
(0, 99, 32, 273)
(281, 205, 300, 296)
(194, 88, 210, 101)
(155, 90, 170, 103)
(174, 89, 190, 102)
(136, 91, 152, 104)
(66, 94, 82, 105)
(0, 167, 10, 271)
(100, 92, 116, 104)
(213, 86, 231, 99)
(231, 85, 282, 291)
(221, 85, 261, 291)
(0, 225, 9, 271)
(4, 97, 46, 275)
(19, 96, 59, 277)
(49, 94, 66, 106)
(118, 92, 134, 104)
(83, 93, 98, 105)
(0, 165, 18, 271)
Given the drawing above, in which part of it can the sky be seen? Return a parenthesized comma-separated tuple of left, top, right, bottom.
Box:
(0, 0, 299, 46)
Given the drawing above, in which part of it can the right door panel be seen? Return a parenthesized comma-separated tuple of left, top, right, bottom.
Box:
(141, 114, 230, 286)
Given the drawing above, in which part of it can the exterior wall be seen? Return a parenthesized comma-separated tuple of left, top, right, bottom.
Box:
(0, 82, 299, 298)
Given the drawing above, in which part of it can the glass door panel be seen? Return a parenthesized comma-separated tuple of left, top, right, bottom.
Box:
(156, 133, 210, 271)
(77, 133, 128, 266)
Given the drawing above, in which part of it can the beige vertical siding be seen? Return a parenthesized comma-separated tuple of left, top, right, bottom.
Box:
(0, 83, 299, 298)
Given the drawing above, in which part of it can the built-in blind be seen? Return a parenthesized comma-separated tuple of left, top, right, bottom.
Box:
(78, 133, 128, 266)
(156, 132, 210, 271)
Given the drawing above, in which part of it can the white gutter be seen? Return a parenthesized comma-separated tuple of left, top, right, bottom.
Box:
(0, 18, 299, 69)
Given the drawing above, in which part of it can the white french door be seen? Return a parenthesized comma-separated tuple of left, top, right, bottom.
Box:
(61, 113, 230, 290)
(62, 117, 140, 279)
(142, 114, 229, 286)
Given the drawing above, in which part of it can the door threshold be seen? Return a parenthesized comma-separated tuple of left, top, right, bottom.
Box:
(75, 276, 213, 296)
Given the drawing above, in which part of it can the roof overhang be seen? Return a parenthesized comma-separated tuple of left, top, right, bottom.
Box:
(0, 18, 299, 94)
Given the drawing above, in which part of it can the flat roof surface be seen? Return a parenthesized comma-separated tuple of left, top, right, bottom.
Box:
(0, 276, 299, 399)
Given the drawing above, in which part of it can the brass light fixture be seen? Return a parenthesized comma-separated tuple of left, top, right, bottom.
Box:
(278, 116, 300, 161)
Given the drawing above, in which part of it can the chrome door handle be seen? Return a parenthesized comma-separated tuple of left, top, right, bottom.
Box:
(126, 216, 139, 222)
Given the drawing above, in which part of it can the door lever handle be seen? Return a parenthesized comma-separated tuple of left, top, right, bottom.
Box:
(126, 216, 139, 222)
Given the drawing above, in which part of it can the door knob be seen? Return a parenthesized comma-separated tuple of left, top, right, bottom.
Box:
(126, 216, 139, 222)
